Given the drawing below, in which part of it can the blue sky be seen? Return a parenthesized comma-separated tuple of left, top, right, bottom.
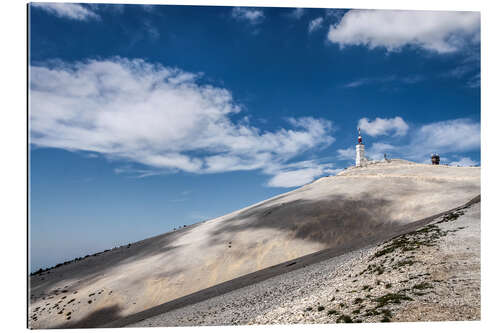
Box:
(29, 3, 480, 271)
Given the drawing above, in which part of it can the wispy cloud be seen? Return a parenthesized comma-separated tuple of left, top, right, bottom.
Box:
(31, 3, 100, 21)
(91, 3, 124, 14)
(449, 157, 479, 167)
(288, 8, 305, 20)
(337, 147, 355, 160)
(308, 17, 324, 33)
(168, 190, 192, 203)
(143, 21, 160, 39)
(344, 75, 424, 88)
(441, 50, 480, 88)
(231, 7, 265, 25)
(467, 73, 481, 88)
(30, 58, 335, 188)
(328, 10, 480, 53)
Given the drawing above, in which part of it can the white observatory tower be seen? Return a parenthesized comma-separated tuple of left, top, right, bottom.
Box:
(356, 128, 367, 167)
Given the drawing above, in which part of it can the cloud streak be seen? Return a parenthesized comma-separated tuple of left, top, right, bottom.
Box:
(308, 17, 324, 33)
(344, 75, 424, 88)
(30, 58, 335, 187)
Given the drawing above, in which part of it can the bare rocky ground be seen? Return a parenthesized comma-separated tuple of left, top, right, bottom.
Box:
(130, 199, 480, 326)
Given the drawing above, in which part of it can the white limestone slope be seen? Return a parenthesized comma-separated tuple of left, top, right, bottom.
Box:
(28, 159, 480, 328)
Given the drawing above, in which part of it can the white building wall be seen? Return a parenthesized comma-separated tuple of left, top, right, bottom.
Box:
(356, 144, 366, 167)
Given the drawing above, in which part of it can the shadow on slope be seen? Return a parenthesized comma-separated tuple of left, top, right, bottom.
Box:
(209, 193, 400, 248)
(55, 304, 123, 329)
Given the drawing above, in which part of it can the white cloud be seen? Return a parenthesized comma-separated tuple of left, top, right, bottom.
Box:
(411, 118, 480, 155)
(308, 17, 324, 33)
(358, 117, 409, 137)
(30, 58, 335, 187)
(231, 7, 264, 24)
(327, 10, 480, 53)
(449, 157, 479, 167)
(31, 3, 100, 21)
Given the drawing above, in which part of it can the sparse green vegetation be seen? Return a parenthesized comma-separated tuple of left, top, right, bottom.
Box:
(436, 210, 464, 224)
(373, 292, 413, 308)
(371, 221, 454, 261)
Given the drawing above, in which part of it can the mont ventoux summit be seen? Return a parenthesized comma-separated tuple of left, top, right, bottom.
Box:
(29, 129, 480, 328)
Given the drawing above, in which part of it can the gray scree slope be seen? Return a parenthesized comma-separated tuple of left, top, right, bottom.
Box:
(28, 159, 480, 328)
